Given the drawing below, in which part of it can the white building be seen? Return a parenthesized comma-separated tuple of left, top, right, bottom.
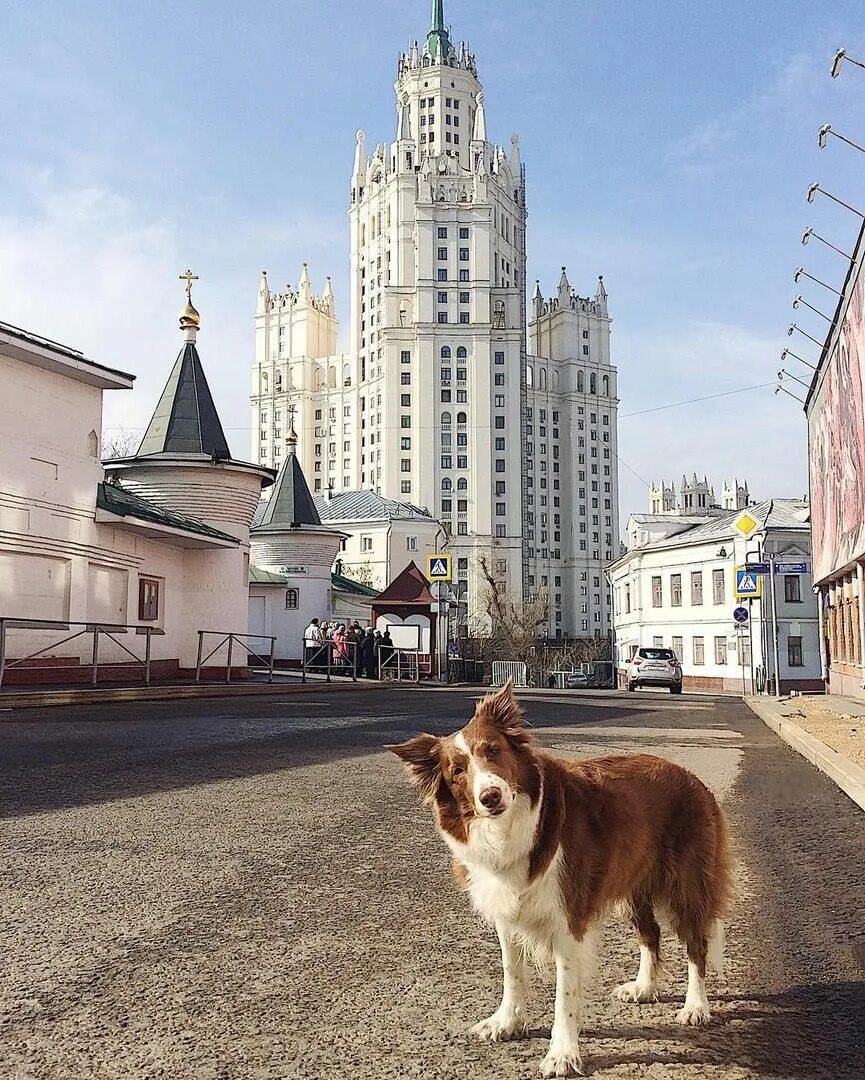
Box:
(250, 1, 619, 639)
(312, 489, 443, 593)
(0, 287, 272, 684)
(610, 499, 823, 695)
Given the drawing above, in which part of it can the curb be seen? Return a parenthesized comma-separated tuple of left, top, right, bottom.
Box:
(745, 697, 865, 813)
(0, 679, 384, 713)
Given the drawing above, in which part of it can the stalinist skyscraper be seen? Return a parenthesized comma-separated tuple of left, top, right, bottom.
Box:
(251, 1, 619, 639)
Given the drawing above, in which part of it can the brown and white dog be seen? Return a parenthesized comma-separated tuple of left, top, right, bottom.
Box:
(387, 681, 732, 1078)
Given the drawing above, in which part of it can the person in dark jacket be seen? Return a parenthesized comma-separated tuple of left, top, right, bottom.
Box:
(380, 628, 394, 673)
(361, 627, 377, 678)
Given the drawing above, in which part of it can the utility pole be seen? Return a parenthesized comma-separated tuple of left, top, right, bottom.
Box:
(769, 552, 782, 699)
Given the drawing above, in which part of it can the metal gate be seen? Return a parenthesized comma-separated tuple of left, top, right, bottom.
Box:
(491, 660, 528, 687)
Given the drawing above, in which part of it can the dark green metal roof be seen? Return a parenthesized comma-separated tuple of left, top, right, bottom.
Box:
(136, 341, 231, 459)
(331, 572, 379, 597)
(96, 481, 237, 544)
(427, 0, 451, 59)
(253, 451, 321, 530)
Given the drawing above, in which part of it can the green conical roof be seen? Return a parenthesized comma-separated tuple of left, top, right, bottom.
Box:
(137, 341, 231, 459)
(427, 0, 451, 60)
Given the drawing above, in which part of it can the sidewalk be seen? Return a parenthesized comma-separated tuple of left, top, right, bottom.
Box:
(746, 694, 865, 812)
(0, 673, 381, 712)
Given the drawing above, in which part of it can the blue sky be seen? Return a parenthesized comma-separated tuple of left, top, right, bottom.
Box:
(3, 0, 865, 521)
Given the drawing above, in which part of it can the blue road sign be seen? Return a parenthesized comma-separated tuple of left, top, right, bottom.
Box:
(733, 606, 750, 625)
(775, 562, 808, 574)
(735, 569, 762, 598)
(745, 562, 770, 574)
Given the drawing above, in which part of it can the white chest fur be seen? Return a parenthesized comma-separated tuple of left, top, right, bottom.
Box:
(440, 794, 566, 946)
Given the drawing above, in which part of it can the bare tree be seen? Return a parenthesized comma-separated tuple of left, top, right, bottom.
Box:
(477, 556, 549, 664)
(342, 560, 376, 589)
(102, 427, 140, 460)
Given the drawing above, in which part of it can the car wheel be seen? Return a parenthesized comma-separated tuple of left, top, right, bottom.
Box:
(627, 682, 636, 692)
(671, 685, 682, 695)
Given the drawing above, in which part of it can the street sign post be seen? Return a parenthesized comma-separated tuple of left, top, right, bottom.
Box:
(744, 562, 770, 575)
(735, 568, 763, 599)
(774, 562, 808, 575)
(733, 606, 750, 625)
(426, 553, 452, 583)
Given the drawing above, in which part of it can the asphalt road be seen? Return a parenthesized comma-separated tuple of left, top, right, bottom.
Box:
(0, 688, 863, 1079)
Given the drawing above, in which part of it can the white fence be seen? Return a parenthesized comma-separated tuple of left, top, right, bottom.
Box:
(491, 660, 528, 687)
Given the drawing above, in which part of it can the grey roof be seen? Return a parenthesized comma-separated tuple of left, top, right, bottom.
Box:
(137, 341, 231, 459)
(252, 450, 320, 530)
(96, 481, 238, 543)
(313, 489, 433, 522)
(634, 500, 810, 555)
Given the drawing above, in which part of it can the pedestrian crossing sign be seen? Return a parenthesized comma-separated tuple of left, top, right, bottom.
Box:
(427, 553, 452, 582)
(735, 567, 762, 598)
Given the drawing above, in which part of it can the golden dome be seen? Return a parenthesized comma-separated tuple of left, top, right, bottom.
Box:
(179, 298, 200, 329)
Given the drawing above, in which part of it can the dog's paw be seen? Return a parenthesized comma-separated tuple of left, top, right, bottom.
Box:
(471, 1008, 529, 1042)
(676, 1002, 712, 1027)
(540, 1044, 584, 1077)
(613, 979, 658, 1004)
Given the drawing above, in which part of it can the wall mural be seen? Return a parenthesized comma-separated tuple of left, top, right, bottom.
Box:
(810, 256, 865, 584)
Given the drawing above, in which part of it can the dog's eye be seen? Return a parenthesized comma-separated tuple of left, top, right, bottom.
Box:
(486, 744, 500, 758)
(451, 765, 465, 778)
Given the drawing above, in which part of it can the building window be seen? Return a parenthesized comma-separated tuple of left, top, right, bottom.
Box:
(784, 575, 802, 603)
(441, 455, 452, 469)
(495, 438, 505, 450)
(361, 535, 374, 553)
(459, 269, 469, 282)
(713, 569, 725, 605)
(438, 291, 448, 303)
(401, 459, 411, 472)
(458, 522, 468, 535)
(401, 416, 411, 428)
(401, 481, 412, 494)
(494, 373, 505, 386)
(496, 502, 506, 515)
(651, 576, 663, 608)
(438, 312, 448, 323)
(788, 636, 804, 667)
(459, 291, 470, 303)
(285, 589, 299, 610)
(438, 247, 448, 260)
(495, 459, 506, 473)
(438, 269, 448, 281)
(459, 247, 470, 260)
(672, 635, 683, 659)
(714, 636, 727, 665)
(652, 636, 664, 648)
(401, 350, 411, 364)
(438, 227, 448, 238)
(693, 636, 705, 665)
(691, 571, 703, 606)
(495, 351, 505, 365)
(494, 415, 505, 429)
(670, 573, 682, 606)
(401, 438, 411, 450)
(401, 372, 411, 384)
(459, 312, 470, 324)
(495, 525, 506, 537)
(459, 226, 469, 238)
(401, 394, 411, 406)
(138, 577, 160, 622)
(406, 536, 418, 551)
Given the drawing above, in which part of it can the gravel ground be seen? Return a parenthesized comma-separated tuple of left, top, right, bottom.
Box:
(784, 698, 865, 769)
(0, 689, 863, 1079)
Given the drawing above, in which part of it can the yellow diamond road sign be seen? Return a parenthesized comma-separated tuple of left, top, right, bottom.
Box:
(734, 512, 760, 537)
(427, 553, 452, 582)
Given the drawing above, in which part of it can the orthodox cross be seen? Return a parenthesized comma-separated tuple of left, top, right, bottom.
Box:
(179, 268, 199, 300)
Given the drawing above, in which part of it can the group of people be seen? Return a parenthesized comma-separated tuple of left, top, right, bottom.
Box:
(302, 618, 394, 679)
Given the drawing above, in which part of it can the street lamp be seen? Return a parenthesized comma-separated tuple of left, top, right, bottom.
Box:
(775, 384, 805, 404)
(802, 227, 853, 260)
(781, 347, 817, 372)
(793, 267, 841, 296)
(788, 322, 826, 349)
(805, 182, 864, 217)
(792, 295, 833, 322)
(818, 123, 865, 155)
(778, 368, 811, 390)
(831, 49, 865, 78)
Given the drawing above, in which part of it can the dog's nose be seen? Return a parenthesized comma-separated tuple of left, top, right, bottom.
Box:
(480, 786, 502, 809)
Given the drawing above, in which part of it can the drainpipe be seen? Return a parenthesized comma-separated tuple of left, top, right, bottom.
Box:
(816, 585, 828, 683)
(858, 563, 865, 685)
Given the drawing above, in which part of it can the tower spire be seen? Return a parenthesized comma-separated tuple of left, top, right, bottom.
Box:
(426, 0, 451, 60)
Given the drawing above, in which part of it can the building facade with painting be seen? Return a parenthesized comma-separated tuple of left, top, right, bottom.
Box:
(250, 0, 619, 640)
(806, 220, 865, 698)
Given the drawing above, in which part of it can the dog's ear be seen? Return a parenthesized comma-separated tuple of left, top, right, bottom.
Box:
(477, 678, 531, 744)
(386, 734, 442, 803)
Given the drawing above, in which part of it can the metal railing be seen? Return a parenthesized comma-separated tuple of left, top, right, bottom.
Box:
(301, 639, 359, 684)
(0, 617, 164, 688)
(379, 648, 420, 683)
(194, 631, 276, 684)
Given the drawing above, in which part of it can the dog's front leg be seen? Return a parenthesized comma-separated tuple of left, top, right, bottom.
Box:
(540, 935, 588, 1077)
(471, 921, 530, 1042)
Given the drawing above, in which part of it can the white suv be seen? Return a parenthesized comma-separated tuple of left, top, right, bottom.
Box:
(627, 647, 683, 694)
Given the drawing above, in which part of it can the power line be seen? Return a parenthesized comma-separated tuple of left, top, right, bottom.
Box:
(620, 382, 774, 419)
